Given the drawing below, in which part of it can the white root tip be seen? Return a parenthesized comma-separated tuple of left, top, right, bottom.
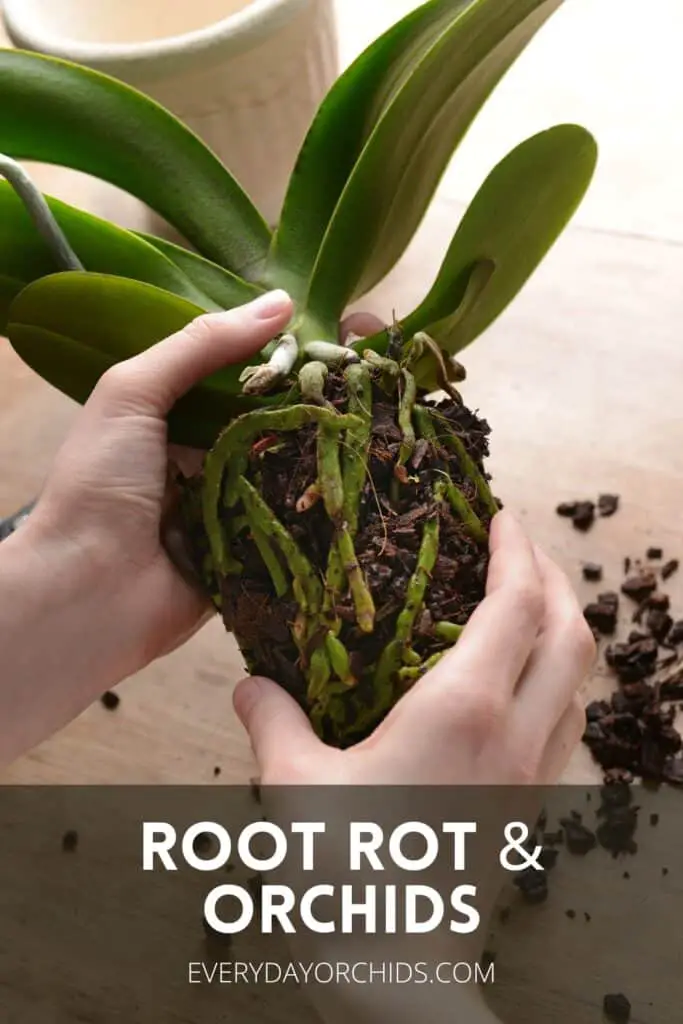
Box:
(240, 333, 299, 395)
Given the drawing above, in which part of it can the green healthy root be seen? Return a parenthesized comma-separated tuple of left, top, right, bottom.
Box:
(428, 408, 499, 518)
(374, 502, 441, 707)
(414, 407, 488, 542)
(236, 475, 322, 627)
(322, 363, 373, 631)
(434, 621, 465, 643)
(362, 348, 400, 394)
(325, 632, 356, 687)
(300, 360, 333, 408)
(202, 405, 361, 573)
(303, 341, 360, 368)
(249, 522, 289, 599)
(398, 650, 447, 684)
(317, 413, 375, 635)
(199, 329, 493, 743)
(398, 368, 417, 467)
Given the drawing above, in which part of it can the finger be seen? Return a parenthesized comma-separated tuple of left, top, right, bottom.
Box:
(409, 510, 544, 708)
(233, 676, 323, 776)
(512, 546, 596, 732)
(91, 290, 293, 417)
(380, 512, 544, 754)
(537, 696, 587, 783)
(340, 311, 385, 343)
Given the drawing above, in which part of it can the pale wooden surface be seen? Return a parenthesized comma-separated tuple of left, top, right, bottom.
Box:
(2, 5, 683, 1023)
(1, 0, 682, 791)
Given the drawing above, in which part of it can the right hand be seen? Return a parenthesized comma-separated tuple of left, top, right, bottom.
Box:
(234, 509, 596, 787)
(235, 511, 596, 1023)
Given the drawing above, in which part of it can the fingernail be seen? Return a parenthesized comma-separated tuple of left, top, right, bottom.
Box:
(249, 289, 291, 320)
(233, 677, 263, 722)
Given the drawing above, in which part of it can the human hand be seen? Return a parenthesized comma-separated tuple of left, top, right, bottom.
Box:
(0, 292, 388, 766)
(24, 290, 297, 665)
(234, 509, 596, 787)
(235, 513, 595, 1023)
(0, 290, 294, 753)
(235, 508, 595, 930)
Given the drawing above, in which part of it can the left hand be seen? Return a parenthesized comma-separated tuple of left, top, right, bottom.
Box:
(0, 291, 387, 766)
(17, 289, 295, 677)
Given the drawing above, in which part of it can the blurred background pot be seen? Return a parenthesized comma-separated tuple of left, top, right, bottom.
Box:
(2, 0, 339, 225)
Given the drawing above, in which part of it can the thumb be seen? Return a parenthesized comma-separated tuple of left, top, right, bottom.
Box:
(90, 289, 293, 418)
(233, 676, 322, 777)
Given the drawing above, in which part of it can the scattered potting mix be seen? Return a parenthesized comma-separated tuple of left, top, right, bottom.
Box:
(555, 495, 682, 786)
(85, 493, 678, 1019)
(492, 494, 682, 1020)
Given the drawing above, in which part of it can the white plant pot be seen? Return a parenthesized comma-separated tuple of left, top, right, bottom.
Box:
(2, 0, 339, 225)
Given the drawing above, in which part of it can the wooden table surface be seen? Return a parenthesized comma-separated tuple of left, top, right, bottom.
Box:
(2, 4, 683, 1023)
(1, 0, 682, 790)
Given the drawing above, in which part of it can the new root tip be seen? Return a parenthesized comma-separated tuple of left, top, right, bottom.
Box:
(449, 357, 467, 383)
(240, 332, 299, 395)
(0, 154, 84, 272)
(304, 341, 361, 367)
(299, 361, 332, 408)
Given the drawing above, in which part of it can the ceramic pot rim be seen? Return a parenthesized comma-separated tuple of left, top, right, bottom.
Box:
(2, 0, 316, 79)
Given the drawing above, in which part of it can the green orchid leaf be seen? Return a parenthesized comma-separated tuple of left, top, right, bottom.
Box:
(8, 322, 113, 406)
(402, 124, 598, 353)
(136, 232, 263, 310)
(0, 49, 271, 278)
(297, 0, 563, 337)
(6, 274, 277, 446)
(1, 273, 28, 333)
(269, 0, 475, 301)
(0, 182, 221, 330)
(8, 319, 261, 448)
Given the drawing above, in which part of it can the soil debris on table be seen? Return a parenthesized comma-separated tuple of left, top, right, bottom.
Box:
(603, 992, 631, 1023)
(621, 571, 658, 603)
(667, 620, 683, 645)
(646, 547, 663, 560)
(595, 783, 638, 857)
(559, 815, 597, 856)
(598, 493, 620, 518)
(662, 558, 679, 581)
(575, 528, 683, 785)
(100, 690, 120, 711)
(556, 499, 595, 531)
(584, 591, 619, 637)
(582, 562, 603, 582)
(513, 867, 548, 904)
(556, 493, 621, 531)
(556, 500, 580, 518)
(61, 829, 79, 853)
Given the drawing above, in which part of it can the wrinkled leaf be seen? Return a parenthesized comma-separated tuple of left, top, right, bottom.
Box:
(0, 182, 219, 330)
(7, 274, 276, 447)
(136, 232, 263, 310)
(403, 124, 598, 353)
(298, 0, 563, 338)
(0, 49, 271, 277)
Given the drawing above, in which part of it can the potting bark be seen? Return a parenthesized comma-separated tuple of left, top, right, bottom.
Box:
(181, 375, 495, 747)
